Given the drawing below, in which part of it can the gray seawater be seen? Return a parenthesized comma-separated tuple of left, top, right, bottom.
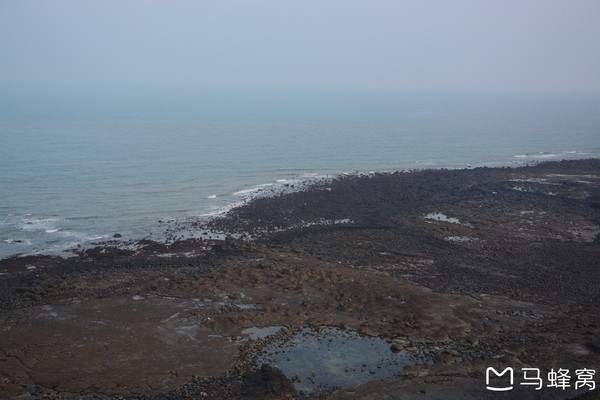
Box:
(1, 92, 599, 259)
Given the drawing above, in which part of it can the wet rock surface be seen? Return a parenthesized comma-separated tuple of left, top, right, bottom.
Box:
(1, 159, 599, 399)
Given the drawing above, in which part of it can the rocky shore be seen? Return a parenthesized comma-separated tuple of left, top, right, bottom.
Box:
(1, 159, 599, 399)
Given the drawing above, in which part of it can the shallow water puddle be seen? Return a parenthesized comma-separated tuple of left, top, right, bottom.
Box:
(256, 327, 424, 394)
(242, 325, 284, 339)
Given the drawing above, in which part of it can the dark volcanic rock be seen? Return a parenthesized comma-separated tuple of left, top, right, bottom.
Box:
(238, 364, 299, 399)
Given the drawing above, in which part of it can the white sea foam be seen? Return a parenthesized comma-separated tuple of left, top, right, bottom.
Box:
(23, 217, 59, 224)
(3, 238, 32, 245)
(20, 218, 60, 232)
(232, 187, 261, 196)
(206, 194, 217, 199)
(45, 228, 61, 233)
(198, 209, 227, 218)
(233, 183, 274, 196)
(301, 172, 330, 179)
(514, 150, 592, 160)
(22, 233, 111, 257)
(415, 160, 435, 165)
(197, 201, 245, 218)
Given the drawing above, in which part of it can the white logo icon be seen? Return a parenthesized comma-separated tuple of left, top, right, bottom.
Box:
(486, 367, 514, 391)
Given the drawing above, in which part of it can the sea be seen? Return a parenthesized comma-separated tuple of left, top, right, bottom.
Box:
(1, 90, 599, 260)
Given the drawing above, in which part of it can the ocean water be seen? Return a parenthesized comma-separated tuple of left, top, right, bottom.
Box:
(1, 91, 599, 259)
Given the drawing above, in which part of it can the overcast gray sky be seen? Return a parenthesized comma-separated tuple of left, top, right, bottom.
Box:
(1, 0, 599, 95)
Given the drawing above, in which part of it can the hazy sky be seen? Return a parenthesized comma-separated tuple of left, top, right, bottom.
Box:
(1, 0, 599, 95)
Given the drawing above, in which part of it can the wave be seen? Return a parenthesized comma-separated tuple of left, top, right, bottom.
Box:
(302, 172, 326, 178)
(3, 238, 32, 245)
(1, 217, 111, 259)
(23, 217, 59, 224)
(34, 234, 109, 255)
(415, 160, 436, 165)
(197, 201, 245, 218)
(514, 150, 592, 159)
(232, 183, 274, 196)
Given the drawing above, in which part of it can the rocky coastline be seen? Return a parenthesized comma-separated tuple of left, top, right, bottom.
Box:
(1, 159, 599, 399)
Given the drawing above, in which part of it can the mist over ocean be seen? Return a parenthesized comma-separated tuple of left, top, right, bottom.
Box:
(1, 91, 599, 259)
